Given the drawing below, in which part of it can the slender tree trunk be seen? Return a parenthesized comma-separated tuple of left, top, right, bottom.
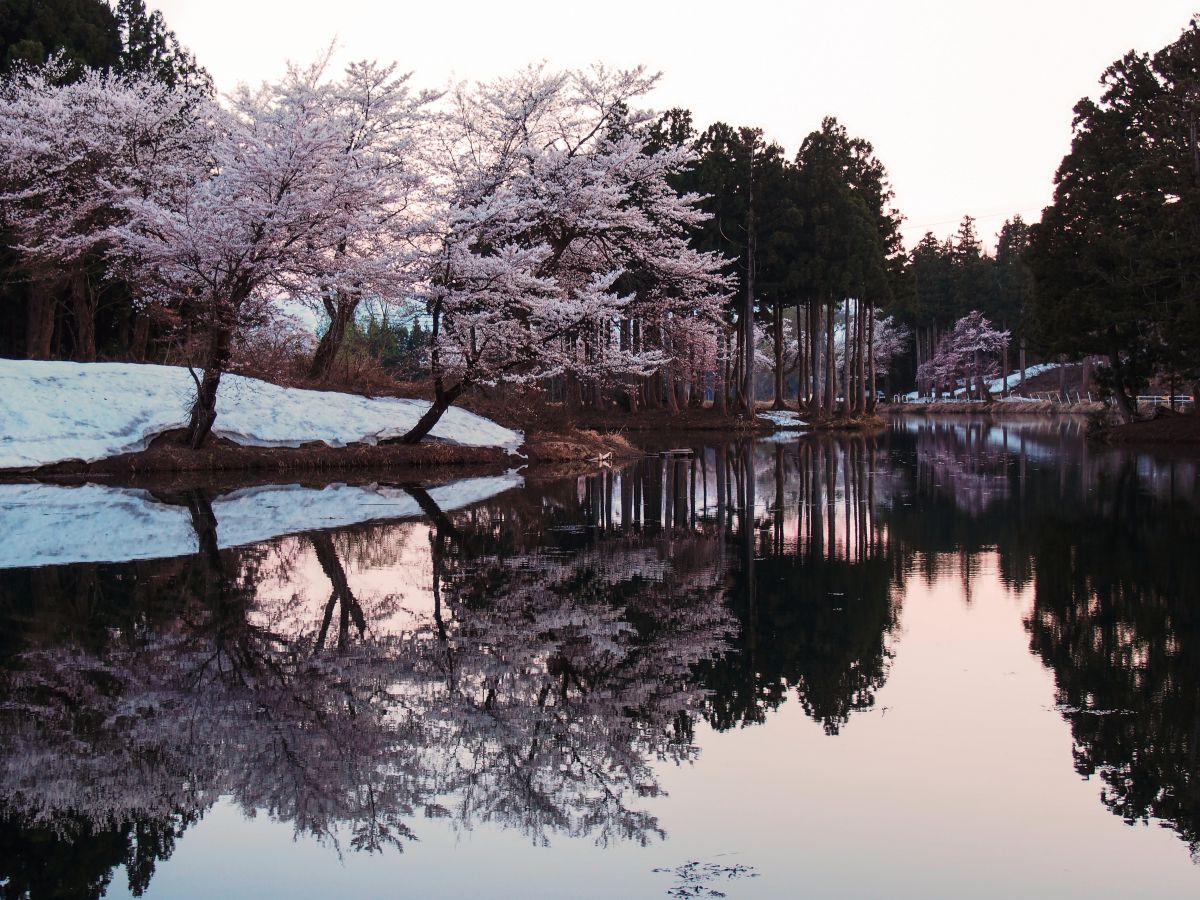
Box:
(664, 328, 680, 415)
(844, 299, 854, 415)
(856, 299, 866, 412)
(1001, 319, 1010, 398)
(742, 166, 756, 416)
(797, 303, 808, 409)
(867, 303, 877, 412)
(70, 271, 97, 362)
(715, 330, 728, 415)
(1019, 339, 1027, 396)
(400, 378, 468, 444)
(188, 324, 234, 449)
(810, 301, 821, 411)
(772, 299, 785, 409)
(824, 297, 835, 413)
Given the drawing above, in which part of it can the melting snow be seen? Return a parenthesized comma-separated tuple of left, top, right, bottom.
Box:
(0, 473, 522, 569)
(757, 410, 808, 429)
(0, 359, 523, 469)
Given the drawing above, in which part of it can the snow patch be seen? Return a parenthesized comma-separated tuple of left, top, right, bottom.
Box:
(0, 473, 523, 569)
(0, 359, 523, 469)
(756, 410, 808, 430)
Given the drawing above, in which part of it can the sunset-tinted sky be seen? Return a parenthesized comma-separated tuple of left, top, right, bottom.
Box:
(152, 0, 1196, 249)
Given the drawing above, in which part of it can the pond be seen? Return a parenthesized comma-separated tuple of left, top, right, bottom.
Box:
(1, 418, 1198, 898)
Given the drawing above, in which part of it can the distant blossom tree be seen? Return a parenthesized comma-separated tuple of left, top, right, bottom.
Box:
(917, 310, 1010, 399)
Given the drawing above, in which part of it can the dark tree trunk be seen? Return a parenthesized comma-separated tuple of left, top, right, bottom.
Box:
(187, 325, 233, 449)
(308, 294, 358, 381)
(797, 303, 807, 409)
(772, 299, 785, 409)
(866, 303, 877, 413)
(131, 312, 151, 362)
(1001, 319, 1010, 398)
(69, 272, 97, 362)
(400, 378, 467, 444)
(824, 298, 835, 414)
(25, 279, 56, 360)
(714, 330, 728, 415)
(855, 299, 866, 413)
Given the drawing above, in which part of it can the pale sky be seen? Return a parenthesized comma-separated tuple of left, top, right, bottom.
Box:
(152, 0, 1196, 250)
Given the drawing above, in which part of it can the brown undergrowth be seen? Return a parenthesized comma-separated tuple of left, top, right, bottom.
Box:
(1101, 408, 1200, 444)
(895, 399, 1106, 415)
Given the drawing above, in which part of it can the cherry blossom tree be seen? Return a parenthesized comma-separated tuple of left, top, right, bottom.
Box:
(0, 61, 211, 359)
(113, 55, 430, 446)
(401, 64, 731, 443)
(301, 59, 438, 381)
(916, 310, 1010, 399)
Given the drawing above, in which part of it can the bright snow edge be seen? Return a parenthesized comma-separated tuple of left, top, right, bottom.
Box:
(0, 359, 523, 469)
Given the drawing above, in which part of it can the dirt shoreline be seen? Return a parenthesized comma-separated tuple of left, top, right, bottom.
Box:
(0, 426, 651, 481)
(0, 410, 909, 481)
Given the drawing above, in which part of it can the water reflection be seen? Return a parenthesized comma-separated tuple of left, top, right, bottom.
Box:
(1, 420, 1199, 896)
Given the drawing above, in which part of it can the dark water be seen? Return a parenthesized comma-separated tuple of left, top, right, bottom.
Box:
(1, 419, 1199, 899)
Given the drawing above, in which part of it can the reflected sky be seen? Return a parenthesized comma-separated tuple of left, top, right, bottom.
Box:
(1, 419, 1198, 898)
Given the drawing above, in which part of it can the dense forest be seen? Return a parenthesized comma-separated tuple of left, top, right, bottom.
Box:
(1, 1, 1198, 438)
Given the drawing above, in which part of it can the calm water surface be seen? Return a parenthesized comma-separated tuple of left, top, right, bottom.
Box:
(2, 419, 1198, 898)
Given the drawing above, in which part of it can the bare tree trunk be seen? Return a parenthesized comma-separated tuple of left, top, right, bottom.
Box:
(308, 293, 358, 381)
(131, 311, 151, 361)
(69, 271, 97, 362)
(25, 279, 57, 360)
(400, 377, 467, 444)
(1001, 319, 1010, 398)
(811, 301, 821, 412)
(824, 298, 835, 413)
(187, 324, 233, 449)
(867, 303, 877, 413)
(715, 329, 728, 415)
(663, 327, 679, 415)
(844, 301, 854, 417)
(742, 163, 756, 416)
(1019, 339, 1027, 396)
(771, 300, 785, 409)
(856, 299, 866, 412)
(797, 303, 807, 409)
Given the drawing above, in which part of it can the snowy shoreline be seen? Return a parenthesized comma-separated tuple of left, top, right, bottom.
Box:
(0, 359, 523, 470)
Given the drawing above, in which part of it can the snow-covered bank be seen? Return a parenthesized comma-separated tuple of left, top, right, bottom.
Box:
(0, 359, 522, 470)
(757, 410, 808, 430)
(903, 363, 1064, 402)
(0, 473, 522, 569)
